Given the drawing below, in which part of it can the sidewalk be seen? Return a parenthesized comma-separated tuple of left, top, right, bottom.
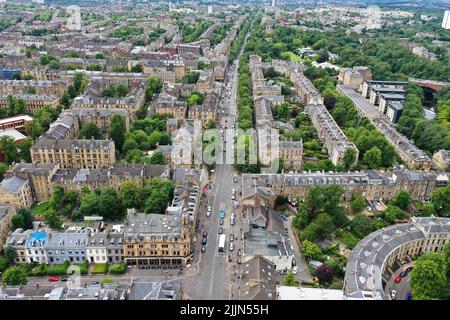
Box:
(286, 216, 312, 282)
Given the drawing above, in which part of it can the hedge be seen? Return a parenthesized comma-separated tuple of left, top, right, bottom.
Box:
(108, 263, 127, 274)
(92, 263, 109, 274)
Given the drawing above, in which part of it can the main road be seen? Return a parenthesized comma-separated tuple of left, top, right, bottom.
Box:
(184, 19, 253, 300)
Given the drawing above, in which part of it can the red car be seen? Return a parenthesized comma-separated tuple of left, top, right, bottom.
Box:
(394, 275, 402, 284)
(202, 231, 208, 238)
(48, 276, 60, 282)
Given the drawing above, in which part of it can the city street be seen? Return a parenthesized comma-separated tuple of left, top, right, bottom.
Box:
(183, 25, 250, 300)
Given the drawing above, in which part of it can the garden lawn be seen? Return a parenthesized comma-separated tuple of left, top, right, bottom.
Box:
(31, 202, 51, 216)
(92, 263, 109, 274)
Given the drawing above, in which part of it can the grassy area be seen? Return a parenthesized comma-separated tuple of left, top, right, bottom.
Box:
(108, 263, 127, 274)
(31, 201, 51, 216)
(92, 263, 109, 274)
(281, 51, 302, 62)
(335, 229, 359, 248)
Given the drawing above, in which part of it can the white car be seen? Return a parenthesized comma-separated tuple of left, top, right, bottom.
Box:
(391, 290, 397, 300)
(229, 242, 234, 251)
(292, 266, 298, 275)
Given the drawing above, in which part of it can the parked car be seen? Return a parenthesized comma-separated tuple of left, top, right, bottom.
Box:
(61, 275, 70, 282)
(229, 234, 235, 242)
(405, 266, 414, 273)
(400, 271, 408, 278)
(292, 259, 296, 267)
(202, 237, 207, 245)
(218, 227, 223, 234)
(219, 218, 224, 225)
(201, 246, 206, 253)
(394, 275, 402, 283)
(233, 177, 238, 183)
(91, 281, 100, 285)
(237, 258, 242, 264)
(292, 266, 298, 274)
(230, 217, 235, 225)
(229, 242, 234, 251)
(406, 292, 413, 300)
(202, 231, 208, 238)
(391, 290, 397, 300)
(231, 195, 235, 200)
(48, 276, 60, 282)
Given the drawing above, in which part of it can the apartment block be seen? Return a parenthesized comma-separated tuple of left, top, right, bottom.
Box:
(72, 87, 145, 116)
(0, 206, 15, 248)
(0, 94, 60, 113)
(361, 80, 407, 99)
(30, 138, 116, 169)
(0, 80, 70, 97)
(45, 232, 88, 264)
(0, 175, 34, 209)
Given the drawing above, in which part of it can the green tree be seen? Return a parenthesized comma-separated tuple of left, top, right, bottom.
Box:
(2, 266, 28, 285)
(3, 246, 17, 266)
(410, 253, 447, 300)
(79, 192, 100, 217)
(0, 162, 8, 181)
(431, 184, 450, 217)
(11, 208, 34, 230)
(109, 115, 126, 152)
(350, 214, 372, 238)
(45, 211, 63, 230)
(99, 188, 125, 220)
(50, 186, 65, 212)
(342, 148, 357, 170)
(80, 123, 103, 140)
(351, 194, 366, 214)
(148, 151, 165, 165)
(363, 147, 382, 169)
(0, 136, 19, 164)
(19, 137, 32, 162)
(118, 181, 143, 210)
(300, 240, 322, 260)
(395, 190, 411, 211)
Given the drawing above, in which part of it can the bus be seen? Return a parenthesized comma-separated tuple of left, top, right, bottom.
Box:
(219, 209, 225, 219)
(218, 234, 226, 254)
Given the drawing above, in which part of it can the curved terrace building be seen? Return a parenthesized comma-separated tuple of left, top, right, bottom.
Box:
(344, 216, 450, 300)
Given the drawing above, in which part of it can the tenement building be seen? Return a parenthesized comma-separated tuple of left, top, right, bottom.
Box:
(30, 138, 116, 169)
(241, 170, 448, 209)
(123, 209, 192, 269)
(344, 216, 450, 300)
